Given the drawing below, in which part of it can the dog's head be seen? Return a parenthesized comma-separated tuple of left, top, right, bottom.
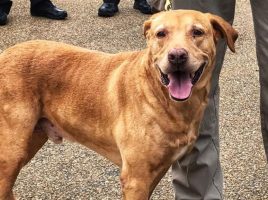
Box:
(144, 10, 238, 101)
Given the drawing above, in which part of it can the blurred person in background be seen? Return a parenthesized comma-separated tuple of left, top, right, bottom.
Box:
(98, 0, 153, 17)
(0, 0, 67, 25)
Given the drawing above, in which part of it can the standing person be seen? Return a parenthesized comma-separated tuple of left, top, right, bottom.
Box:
(98, 0, 153, 17)
(148, 0, 268, 199)
(0, 0, 67, 25)
(170, 2, 235, 199)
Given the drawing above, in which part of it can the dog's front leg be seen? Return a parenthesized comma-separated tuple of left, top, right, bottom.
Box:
(120, 165, 151, 200)
(119, 155, 169, 200)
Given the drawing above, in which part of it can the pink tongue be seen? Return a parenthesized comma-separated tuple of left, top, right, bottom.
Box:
(168, 72, 193, 100)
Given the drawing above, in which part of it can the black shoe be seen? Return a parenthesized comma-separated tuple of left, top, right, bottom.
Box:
(133, 0, 153, 14)
(0, 1, 12, 26)
(98, 0, 120, 17)
(0, 10, 7, 25)
(31, 0, 67, 20)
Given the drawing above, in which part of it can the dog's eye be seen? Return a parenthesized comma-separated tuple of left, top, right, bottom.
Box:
(192, 29, 204, 37)
(156, 31, 167, 38)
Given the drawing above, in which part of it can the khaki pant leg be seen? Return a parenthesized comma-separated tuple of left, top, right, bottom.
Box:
(170, 1, 236, 199)
(250, 0, 268, 161)
(147, 0, 166, 11)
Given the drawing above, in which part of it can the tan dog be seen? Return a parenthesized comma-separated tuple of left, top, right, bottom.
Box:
(0, 10, 237, 200)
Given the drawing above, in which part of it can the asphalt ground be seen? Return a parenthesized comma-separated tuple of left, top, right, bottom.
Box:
(0, 0, 267, 199)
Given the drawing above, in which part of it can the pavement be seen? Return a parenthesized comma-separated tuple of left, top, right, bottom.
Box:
(0, 0, 267, 199)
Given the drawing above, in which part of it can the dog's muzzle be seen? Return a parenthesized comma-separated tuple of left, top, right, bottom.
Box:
(159, 62, 207, 101)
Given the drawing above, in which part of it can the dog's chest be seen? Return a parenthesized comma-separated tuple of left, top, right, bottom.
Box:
(167, 126, 198, 162)
(171, 144, 192, 162)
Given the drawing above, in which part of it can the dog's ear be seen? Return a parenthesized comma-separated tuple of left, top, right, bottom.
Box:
(207, 13, 238, 53)
(143, 20, 151, 39)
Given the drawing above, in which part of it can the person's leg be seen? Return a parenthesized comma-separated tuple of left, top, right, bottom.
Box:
(98, 0, 120, 17)
(147, 0, 166, 11)
(30, 0, 67, 20)
(0, 0, 12, 9)
(30, 0, 44, 7)
(170, 1, 236, 199)
(250, 0, 268, 161)
(133, 0, 153, 14)
(0, 0, 12, 25)
(98, 0, 153, 17)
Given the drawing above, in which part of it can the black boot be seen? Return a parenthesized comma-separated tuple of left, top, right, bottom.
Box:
(0, 0, 12, 26)
(98, 0, 120, 17)
(31, 0, 67, 20)
(133, 0, 153, 14)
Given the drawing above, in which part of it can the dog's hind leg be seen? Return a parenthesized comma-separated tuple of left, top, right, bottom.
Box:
(0, 101, 43, 200)
(23, 125, 48, 166)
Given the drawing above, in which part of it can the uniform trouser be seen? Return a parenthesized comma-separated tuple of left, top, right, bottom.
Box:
(251, 0, 268, 163)
(168, 0, 268, 199)
(103, 0, 120, 4)
(103, 0, 141, 4)
(169, 1, 235, 199)
(146, 0, 268, 199)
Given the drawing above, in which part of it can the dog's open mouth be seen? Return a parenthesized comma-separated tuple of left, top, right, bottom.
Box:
(160, 62, 206, 101)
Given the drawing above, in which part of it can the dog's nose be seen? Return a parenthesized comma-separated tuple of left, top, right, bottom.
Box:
(168, 48, 188, 65)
